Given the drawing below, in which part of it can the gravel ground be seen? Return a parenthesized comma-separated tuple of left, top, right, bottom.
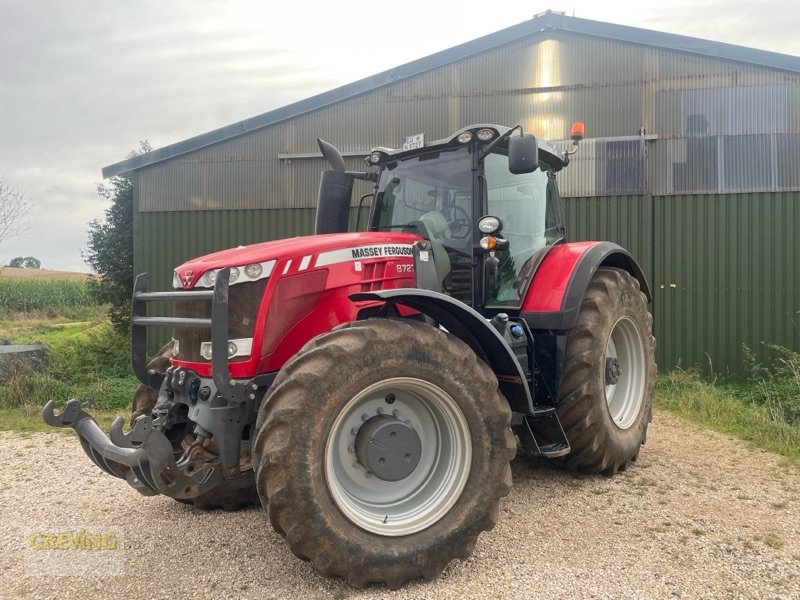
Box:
(1, 410, 798, 599)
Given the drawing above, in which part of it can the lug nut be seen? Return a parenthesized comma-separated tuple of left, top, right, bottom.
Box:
(361, 413, 369, 422)
(348, 445, 355, 453)
(392, 410, 400, 417)
(376, 407, 384, 414)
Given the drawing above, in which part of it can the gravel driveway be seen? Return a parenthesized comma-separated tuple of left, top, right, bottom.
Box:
(1, 410, 798, 599)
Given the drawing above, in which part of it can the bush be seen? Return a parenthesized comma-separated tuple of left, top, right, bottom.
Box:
(0, 278, 95, 317)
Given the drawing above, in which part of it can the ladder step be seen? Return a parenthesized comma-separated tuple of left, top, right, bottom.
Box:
(537, 442, 570, 458)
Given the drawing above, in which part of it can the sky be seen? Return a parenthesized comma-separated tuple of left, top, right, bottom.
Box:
(1, 0, 798, 271)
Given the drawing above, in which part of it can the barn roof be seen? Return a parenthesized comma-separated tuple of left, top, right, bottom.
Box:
(103, 11, 800, 178)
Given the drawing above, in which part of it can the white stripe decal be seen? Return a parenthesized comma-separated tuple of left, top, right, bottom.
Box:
(282, 260, 292, 275)
(316, 244, 414, 267)
(298, 255, 311, 271)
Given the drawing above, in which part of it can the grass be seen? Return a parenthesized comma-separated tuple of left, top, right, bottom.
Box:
(0, 406, 127, 433)
(656, 369, 800, 459)
(0, 307, 107, 345)
(0, 308, 137, 418)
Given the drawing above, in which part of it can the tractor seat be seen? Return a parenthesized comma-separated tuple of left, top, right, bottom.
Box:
(406, 211, 452, 292)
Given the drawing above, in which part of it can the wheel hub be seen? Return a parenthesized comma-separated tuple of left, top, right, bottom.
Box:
(355, 415, 421, 481)
(605, 357, 621, 385)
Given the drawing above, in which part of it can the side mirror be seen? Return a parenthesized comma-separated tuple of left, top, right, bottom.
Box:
(508, 134, 538, 174)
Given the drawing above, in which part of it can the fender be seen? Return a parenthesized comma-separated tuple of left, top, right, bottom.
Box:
(521, 241, 651, 332)
(350, 289, 534, 415)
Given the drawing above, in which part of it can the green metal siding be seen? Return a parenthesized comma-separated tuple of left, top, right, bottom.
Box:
(563, 192, 800, 374)
(562, 195, 654, 283)
(652, 192, 800, 375)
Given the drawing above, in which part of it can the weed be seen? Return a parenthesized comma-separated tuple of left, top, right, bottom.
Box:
(763, 532, 784, 550)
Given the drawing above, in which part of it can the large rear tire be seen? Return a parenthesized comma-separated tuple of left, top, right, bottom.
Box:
(130, 341, 258, 510)
(556, 267, 656, 474)
(253, 319, 515, 587)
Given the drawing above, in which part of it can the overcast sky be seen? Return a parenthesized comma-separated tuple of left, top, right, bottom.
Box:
(1, 0, 797, 271)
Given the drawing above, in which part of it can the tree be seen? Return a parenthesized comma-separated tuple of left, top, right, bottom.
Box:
(8, 256, 41, 268)
(0, 180, 33, 247)
(83, 141, 151, 333)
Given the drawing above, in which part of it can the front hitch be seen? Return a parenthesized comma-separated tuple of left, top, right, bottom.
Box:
(42, 399, 223, 499)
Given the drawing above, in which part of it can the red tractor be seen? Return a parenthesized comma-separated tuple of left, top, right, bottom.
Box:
(45, 123, 655, 587)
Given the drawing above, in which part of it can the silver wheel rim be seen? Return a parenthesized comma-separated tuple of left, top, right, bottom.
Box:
(325, 377, 472, 536)
(604, 316, 646, 430)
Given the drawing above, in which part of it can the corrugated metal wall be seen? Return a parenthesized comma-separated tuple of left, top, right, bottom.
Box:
(652, 192, 800, 374)
(562, 192, 800, 374)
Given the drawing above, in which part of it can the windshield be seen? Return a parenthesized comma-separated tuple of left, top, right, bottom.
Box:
(484, 152, 561, 308)
(372, 146, 473, 303)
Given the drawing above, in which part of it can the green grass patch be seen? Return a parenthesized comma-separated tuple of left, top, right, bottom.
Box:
(0, 406, 127, 433)
(0, 307, 107, 344)
(0, 278, 96, 318)
(0, 314, 137, 412)
(656, 370, 800, 459)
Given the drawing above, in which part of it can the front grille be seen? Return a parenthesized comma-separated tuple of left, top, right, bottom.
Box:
(173, 280, 266, 362)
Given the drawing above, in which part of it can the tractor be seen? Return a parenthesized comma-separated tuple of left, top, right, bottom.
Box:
(44, 123, 655, 588)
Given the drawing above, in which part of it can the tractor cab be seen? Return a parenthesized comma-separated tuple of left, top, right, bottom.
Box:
(366, 125, 567, 311)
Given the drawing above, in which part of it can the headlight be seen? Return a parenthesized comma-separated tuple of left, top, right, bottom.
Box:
(369, 152, 382, 164)
(193, 260, 275, 288)
(478, 215, 503, 234)
(244, 263, 262, 279)
(457, 132, 473, 144)
(200, 270, 217, 287)
(477, 128, 495, 141)
(199, 338, 253, 361)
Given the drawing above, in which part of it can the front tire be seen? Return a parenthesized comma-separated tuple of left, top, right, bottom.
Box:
(253, 319, 515, 587)
(557, 267, 656, 474)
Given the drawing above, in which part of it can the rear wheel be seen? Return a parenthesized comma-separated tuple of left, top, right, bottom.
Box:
(556, 267, 656, 474)
(253, 319, 515, 587)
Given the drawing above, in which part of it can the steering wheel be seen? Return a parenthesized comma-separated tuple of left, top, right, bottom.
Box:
(440, 205, 472, 239)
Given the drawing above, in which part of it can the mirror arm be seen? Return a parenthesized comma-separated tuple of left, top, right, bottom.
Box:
(479, 124, 522, 160)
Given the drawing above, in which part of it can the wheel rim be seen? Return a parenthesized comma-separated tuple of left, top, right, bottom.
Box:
(604, 316, 646, 430)
(325, 377, 472, 536)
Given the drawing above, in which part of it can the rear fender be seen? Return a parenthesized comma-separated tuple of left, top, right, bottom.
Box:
(521, 241, 651, 332)
(350, 289, 534, 415)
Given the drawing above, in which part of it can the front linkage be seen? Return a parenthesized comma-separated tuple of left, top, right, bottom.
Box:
(43, 268, 263, 500)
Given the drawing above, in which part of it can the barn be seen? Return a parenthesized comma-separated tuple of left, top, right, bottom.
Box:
(102, 11, 800, 373)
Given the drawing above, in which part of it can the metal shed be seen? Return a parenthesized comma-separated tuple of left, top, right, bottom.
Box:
(104, 12, 800, 374)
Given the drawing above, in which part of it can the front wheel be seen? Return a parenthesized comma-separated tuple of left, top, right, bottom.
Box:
(253, 319, 516, 587)
(556, 267, 656, 474)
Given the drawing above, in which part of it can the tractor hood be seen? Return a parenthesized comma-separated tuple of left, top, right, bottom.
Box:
(173, 232, 421, 289)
